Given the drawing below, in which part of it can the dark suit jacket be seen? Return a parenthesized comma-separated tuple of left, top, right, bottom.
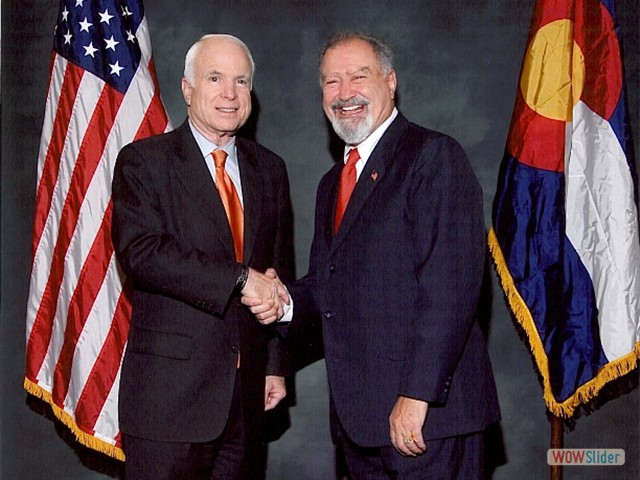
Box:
(111, 120, 294, 443)
(288, 113, 500, 447)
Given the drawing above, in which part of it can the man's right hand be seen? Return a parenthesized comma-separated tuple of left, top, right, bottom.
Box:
(241, 268, 289, 324)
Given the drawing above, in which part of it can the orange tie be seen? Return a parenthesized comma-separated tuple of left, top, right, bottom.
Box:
(334, 148, 360, 235)
(213, 149, 244, 262)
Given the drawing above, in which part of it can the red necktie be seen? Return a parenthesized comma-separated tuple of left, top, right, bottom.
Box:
(334, 148, 360, 235)
(213, 150, 244, 262)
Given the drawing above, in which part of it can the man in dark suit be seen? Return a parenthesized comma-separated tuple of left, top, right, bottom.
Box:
(245, 32, 500, 479)
(111, 34, 293, 480)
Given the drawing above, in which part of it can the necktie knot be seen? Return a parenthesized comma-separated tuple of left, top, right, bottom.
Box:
(346, 148, 360, 167)
(212, 149, 228, 169)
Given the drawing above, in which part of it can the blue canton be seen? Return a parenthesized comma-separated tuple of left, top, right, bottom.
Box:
(53, 0, 144, 93)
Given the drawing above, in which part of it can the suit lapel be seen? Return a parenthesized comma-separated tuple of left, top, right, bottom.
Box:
(172, 121, 236, 259)
(330, 114, 409, 250)
(237, 139, 263, 264)
(323, 166, 341, 249)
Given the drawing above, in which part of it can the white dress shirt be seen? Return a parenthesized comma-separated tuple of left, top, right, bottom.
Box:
(344, 107, 398, 180)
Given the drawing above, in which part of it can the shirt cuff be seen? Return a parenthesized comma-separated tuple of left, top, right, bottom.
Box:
(278, 286, 293, 323)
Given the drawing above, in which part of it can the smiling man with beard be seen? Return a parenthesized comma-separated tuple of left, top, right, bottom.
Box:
(245, 31, 500, 479)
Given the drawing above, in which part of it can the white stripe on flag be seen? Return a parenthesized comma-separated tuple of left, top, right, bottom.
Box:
(92, 348, 125, 444)
(137, 17, 153, 63)
(65, 255, 122, 412)
(37, 56, 66, 184)
(565, 100, 640, 360)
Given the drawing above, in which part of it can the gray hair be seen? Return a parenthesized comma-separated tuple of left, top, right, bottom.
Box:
(183, 34, 256, 89)
(319, 31, 394, 85)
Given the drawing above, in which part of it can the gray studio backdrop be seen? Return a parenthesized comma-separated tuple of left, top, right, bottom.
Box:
(2, 1, 638, 479)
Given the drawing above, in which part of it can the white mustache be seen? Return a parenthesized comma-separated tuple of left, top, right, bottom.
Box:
(331, 97, 370, 110)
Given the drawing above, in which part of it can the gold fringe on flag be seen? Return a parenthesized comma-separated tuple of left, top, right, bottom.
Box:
(488, 227, 640, 418)
(23, 377, 126, 461)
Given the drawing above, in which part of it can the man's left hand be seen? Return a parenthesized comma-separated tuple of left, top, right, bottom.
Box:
(389, 396, 428, 456)
(264, 375, 287, 411)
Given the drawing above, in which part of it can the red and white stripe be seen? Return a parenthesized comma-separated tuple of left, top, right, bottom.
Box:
(25, 16, 171, 458)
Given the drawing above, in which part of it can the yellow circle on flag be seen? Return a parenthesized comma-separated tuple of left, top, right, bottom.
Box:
(520, 19, 585, 121)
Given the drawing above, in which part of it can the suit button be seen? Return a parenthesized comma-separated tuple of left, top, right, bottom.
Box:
(231, 345, 239, 354)
(323, 311, 333, 320)
(329, 265, 336, 273)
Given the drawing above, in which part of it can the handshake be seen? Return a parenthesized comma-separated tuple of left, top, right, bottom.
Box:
(240, 268, 290, 324)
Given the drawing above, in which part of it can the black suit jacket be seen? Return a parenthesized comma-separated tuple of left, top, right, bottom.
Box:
(112, 120, 294, 443)
(288, 113, 500, 446)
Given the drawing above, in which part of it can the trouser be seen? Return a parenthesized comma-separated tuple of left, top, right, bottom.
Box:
(123, 375, 247, 480)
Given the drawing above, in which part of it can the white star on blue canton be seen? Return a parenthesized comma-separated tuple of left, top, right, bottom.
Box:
(75, 0, 84, 7)
(99, 9, 114, 24)
(105, 35, 120, 51)
(79, 17, 93, 33)
(110, 61, 124, 76)
(64, 31, 73, 44)
(126, 30, 136, 43)
(83, 42, 98, 57)
(61, 6, 70, 21)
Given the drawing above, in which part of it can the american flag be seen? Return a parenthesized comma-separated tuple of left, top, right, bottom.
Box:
(24, 0, 170, 459)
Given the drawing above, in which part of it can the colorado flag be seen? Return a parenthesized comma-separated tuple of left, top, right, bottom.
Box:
(490, 0, 639, 417)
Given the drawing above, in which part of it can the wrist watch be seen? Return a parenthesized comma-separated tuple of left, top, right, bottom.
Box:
(235, 265, 249, 292)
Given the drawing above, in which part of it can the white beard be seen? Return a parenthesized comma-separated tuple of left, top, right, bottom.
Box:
(330, 111, 374, 145)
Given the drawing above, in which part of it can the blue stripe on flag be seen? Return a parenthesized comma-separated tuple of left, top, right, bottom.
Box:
(493, 156, 609, 402)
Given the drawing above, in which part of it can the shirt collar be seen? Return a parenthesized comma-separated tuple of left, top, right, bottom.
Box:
(188, 119, 237, 162)
(343, 107, 398, 163)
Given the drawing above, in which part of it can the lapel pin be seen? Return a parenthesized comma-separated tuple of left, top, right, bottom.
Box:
(371, 171, 378, 181)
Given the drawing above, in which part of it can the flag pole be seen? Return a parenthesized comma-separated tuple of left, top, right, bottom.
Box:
(549, 413, 563, 480)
